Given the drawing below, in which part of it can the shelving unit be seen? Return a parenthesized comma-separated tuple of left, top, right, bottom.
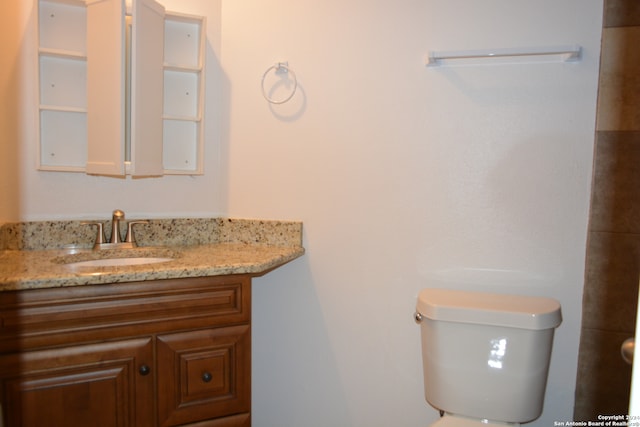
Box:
(37, 0, 88, 171)
(36, 0, 206, 176)
(163, 12, 205, 175)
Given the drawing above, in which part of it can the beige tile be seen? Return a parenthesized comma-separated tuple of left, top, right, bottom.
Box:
(574, 328, 633, 421)
(589, 131, 640, 233)
(596, 27, 640, 131)
(582, 231, 640, 331)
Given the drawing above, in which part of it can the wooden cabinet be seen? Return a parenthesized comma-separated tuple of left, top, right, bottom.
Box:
(37, 0, 205, 176)
(0, 338, 154, 426)
(0, 275, 251, 426)
(157, 327, 251, 426)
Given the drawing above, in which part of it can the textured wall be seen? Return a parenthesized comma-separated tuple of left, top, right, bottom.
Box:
(576, 0, 640, 419)
(221, 1, 602, 425)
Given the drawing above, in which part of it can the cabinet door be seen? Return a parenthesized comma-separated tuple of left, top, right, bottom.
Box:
(0, 338, 154, 427)
(85, 0, 165, 177)
(157, 326, 251, 426)
(129, 0, 165, 176)
(39, 0, 201, 177)
(85, 0, 126, 176)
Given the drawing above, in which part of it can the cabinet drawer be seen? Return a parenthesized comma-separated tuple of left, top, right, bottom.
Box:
(0, 276, 250, 351)
(157, 326, 251, 426)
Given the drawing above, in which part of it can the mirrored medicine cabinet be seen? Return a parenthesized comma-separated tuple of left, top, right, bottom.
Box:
(37, 0, 205, 177)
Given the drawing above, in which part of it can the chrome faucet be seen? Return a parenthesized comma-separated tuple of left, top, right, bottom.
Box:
(83, 209, 148, 250)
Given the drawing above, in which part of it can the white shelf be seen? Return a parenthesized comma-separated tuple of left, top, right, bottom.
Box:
(162, 11, 205, 175)
(163, 63, 202, 72)
(36, 0, 206, 176)
(37, 0, 88, 171)
(163, 114, 202, 122)
(39, 47, 86, 59)
(40, 105, 87, 113)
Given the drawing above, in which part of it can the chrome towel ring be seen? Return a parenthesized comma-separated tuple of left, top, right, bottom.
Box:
(261, 62, 297, 104)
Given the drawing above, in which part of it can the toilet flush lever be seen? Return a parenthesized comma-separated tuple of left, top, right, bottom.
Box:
(414, 312, 423, 323)
(622, 338, 634, 365)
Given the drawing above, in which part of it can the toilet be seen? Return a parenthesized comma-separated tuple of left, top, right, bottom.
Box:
(415, 288, 562, 426)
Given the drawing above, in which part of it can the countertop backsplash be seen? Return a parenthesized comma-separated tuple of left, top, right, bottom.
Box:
(0, 218, 303, 251)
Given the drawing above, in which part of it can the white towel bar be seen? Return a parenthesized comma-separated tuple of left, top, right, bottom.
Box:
(426, 45, 582, 66)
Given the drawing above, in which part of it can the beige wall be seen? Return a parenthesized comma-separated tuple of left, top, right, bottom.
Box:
(222, 1, 603, 425)
(576, 0, 640, 419)
(0, 1, 26, 222)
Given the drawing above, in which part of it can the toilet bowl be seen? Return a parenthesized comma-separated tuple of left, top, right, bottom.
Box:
(415, 288, 562, 426)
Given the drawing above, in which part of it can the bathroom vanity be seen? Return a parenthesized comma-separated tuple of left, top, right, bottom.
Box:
(0, 217, 304, 426)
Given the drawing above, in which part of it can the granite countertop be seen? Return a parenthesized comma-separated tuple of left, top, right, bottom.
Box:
(0, 217, 304, 291)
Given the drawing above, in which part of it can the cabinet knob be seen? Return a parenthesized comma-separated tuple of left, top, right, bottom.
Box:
(202, 372, 212, 383)
(139, 365, 151, 376)
(622, 338, 635, 365)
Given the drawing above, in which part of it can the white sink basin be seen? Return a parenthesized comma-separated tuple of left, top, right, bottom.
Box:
(53, 247, 181, 270)
(66, 257, 174, 268)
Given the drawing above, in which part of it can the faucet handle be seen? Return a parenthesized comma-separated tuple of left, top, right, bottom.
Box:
(125, 220, 149, 246)
(82, 222, 106, 248)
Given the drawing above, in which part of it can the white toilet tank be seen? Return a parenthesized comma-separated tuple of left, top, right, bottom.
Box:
(416, 288, 562, 423)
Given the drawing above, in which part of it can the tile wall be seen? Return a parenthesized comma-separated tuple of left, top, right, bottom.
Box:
(575, 0, 640, 419)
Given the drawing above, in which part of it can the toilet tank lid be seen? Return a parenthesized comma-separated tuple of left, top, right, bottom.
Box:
(416, 288, 562, 330)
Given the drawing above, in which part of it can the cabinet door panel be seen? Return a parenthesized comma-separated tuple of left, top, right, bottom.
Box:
(86, 0, 125, 176)
(130, 0, 165, 176)
(0, 338, 154, 427)
(157, 326, 251, 426)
